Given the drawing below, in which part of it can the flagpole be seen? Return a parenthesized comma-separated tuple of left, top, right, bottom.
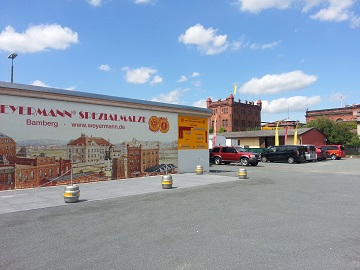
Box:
(294, 122, 299, 145)
(275, 121, 280, 146)
(212, 115, 217, 147)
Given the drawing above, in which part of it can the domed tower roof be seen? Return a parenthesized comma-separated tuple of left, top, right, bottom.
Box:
(228, 93, 234, 99)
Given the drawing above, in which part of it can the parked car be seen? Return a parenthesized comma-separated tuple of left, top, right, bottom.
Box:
(302, 144, 317, 162)
(210, 146, 260, 166)
(316, 145, 346, 160)
(315, 146, 327, 161)
(261, 145, 306, 164)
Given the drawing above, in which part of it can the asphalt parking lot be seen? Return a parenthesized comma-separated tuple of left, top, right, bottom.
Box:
(1, 158, 360, 270)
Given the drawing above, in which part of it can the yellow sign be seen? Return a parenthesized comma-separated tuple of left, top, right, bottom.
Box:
(178, 116, 208, 150)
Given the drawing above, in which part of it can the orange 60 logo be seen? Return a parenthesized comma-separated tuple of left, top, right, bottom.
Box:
(148, 116, 170, 133)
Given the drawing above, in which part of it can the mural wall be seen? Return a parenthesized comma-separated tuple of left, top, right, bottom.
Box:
(0, 94, 178, 190)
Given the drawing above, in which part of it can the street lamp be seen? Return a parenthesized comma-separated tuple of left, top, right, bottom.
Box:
(8, 53, 18, 83)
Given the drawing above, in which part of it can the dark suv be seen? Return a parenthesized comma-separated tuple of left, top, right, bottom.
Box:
(261, 145, 306, 164)
(210, 146, 260, 166)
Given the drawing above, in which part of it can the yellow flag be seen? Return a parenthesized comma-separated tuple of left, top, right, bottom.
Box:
(233, 84, 237, 95)
(294, 123, 299, 144)
(275, 121, 280, 146)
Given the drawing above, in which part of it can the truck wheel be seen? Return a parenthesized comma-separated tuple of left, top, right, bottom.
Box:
(240, 157, 249, 166)
(287, 157, 295, 164)
(261, 156, 267, 163)
(214, 157, 222, 165)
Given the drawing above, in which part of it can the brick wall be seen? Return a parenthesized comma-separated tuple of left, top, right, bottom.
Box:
(306, 106, 360, 123)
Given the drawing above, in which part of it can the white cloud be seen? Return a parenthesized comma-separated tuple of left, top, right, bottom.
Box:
(150, 75, 163, 85)
(192, 80, 201, 87)
(178, 75, 188, 82)
(151, 88, 189, 104)
(31, 80, 49, 87)
(329, 92, 346, 102)
(0, 24, 78, 53)
(239, 70, 317, 95)
(178, 73, 200, 83)
(65, 86, 77, 91)
(98, 64, 110, 71)
(31, 80, 76, 90)
(249, 41, 281, 50)
(192, 72, 200, 77)
(310, 0, 354, 22)
(261, 95, 321, 113)
(234, 0, 359, 27)
(302, 0, 323, 12)
(134, 0, 154, 4)
(350, 15, 360, 28)
(88, 0, 102, 7)
(178, 24, 229, 55)
(236, 0, 292, 13)
(122, 66, 158, 84)
(192, 99, 207, 108)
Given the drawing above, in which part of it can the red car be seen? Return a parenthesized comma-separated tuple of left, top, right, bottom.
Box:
(315, 146, 327, 161)
(210, 146, 260, 166)
(317, 145, 346, 160)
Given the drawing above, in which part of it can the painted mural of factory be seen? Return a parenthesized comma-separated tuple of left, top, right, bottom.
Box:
(0, 132, 177, 191)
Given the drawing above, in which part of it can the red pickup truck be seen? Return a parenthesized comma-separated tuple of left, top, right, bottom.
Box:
(210, 146, 260, 166)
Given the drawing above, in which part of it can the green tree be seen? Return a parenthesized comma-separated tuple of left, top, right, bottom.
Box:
(217, 126, 227, 133)
(209, 126, 214, 134)
(209, 125, 227, 134)
(348, 133, 360, 146)
(305, 116, 360, 146)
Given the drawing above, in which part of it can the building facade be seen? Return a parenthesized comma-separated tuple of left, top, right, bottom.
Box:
(0, 131, 73, 190)
(0, 133, 16, 159)
(67, 133, 113, 164)
(207, 94, 262, 132)
(1, 81, 211, 190)
(221, 128, 326, 148)
(306, 104, 360, 123)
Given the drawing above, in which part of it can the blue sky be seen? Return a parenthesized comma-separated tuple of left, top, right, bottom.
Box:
(0, 0, 359, 123)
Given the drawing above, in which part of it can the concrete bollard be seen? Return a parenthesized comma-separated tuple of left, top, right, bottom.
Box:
(63, 185, 80, 203)
(238, 168, 247, 179)
(161, 174, 173, 189)
(195, 165, 203, 175)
